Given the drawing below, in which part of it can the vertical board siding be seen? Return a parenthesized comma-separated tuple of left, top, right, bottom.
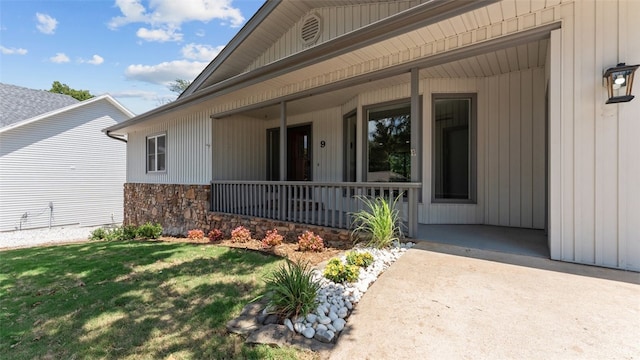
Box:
(127, 111, 212, 184)
(213, 116, 264, 181)
(420, 70, 545, 228)
(547, 0, 640, 271)
(304, 108, 343, 182)
(0, 101, 128, 231)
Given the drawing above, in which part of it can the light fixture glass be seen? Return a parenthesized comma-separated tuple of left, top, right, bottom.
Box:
(603, 63, 639, 104)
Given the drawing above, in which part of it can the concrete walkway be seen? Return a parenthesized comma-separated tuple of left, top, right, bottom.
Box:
(326, 241, 640, 360)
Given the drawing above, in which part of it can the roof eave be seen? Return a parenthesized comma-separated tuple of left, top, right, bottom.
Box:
(105, 0, 497, 134)
(1, 94, 133, 134)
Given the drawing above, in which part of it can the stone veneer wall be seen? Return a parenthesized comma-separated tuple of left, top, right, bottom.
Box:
(124, 183, 352, 248)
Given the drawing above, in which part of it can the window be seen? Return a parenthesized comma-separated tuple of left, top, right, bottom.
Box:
(366, 102, 411, 182)
(146, 133, 166, 173)
(432, 94, 476, 202)
(343, 111, 357, 182)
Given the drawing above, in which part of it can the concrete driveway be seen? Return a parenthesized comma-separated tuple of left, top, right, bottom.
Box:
(327, 242, 640, 359)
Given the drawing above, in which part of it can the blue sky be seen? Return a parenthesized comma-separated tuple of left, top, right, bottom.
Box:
(0, 0, 264, 115)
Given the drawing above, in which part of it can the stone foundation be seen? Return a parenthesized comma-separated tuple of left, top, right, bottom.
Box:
(124, 183, 353, 248)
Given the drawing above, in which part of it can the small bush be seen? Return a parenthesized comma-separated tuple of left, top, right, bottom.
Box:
(207, 228, 223, 242)
(187, 229, 205, 240)
(261, 229, 283, 248)
(137, 222, 163, 239)
(231, 226, 251, 243)
(104, 226, 124, 241)
(297, 231, 324, 252)
(323, 258, 360, 283)
(121, 225, 138, 240)
(89, 227, 107, 240)
(345, 251, 374, 268)
(263, 260, 320, 319)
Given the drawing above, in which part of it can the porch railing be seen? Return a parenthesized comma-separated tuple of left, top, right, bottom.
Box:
(210, 181, 422, 237)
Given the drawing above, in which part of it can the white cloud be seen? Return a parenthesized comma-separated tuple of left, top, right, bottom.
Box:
(124, 60, 208, 85)
(195, 29, 205, 37)
(109, 0, 245, 42)
(36, 13, 58, 34)
(0, 46, 28, 55)
(181, 43, 224, 61)
(50, 52, 70, 63)
(84, 54, 104, 65)
(136, 27, 182, 42)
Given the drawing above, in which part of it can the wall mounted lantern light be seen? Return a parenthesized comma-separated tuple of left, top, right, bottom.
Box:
(603, 63, 639, 104)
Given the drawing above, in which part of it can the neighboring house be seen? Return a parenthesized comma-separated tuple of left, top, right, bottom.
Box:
(104, 0, 639, 271)
(0, 83, 134, 231)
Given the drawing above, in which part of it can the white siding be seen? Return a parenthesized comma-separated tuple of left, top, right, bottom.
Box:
(0, 100, 128, 231)
(213, 116, 266, 180)
(417, 70, 545, 228)
(127, 111, 212, 184)
(291, 108, 342, 182)
(549, 0, 640, 271)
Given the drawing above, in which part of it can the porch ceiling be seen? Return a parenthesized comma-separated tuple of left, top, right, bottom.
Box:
(241, 38, 548, 120)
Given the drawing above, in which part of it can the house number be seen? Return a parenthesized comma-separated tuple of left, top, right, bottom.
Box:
(320, 140, 326, 148)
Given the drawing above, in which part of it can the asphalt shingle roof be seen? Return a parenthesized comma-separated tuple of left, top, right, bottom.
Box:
(0, 83, 79, 128)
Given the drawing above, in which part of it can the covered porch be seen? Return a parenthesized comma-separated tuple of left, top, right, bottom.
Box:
(209, 36, 552, 251)
(416, 224, 548, 258)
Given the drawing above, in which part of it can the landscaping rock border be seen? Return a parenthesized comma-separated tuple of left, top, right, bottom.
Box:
(226, 241, 415, 351)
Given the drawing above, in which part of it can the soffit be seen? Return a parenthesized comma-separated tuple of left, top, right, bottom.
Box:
(239, 37, 547, 120)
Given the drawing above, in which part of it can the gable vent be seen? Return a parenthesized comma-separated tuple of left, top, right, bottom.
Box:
(300, 14, 321, 45)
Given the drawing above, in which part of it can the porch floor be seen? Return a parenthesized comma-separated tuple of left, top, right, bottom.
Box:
(414, 224, 549, 258)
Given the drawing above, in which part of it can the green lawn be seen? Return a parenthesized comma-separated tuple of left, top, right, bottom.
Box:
(0, 241, 314, 359)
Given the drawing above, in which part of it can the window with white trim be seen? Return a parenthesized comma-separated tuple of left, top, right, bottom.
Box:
(146, 133, 166, 173)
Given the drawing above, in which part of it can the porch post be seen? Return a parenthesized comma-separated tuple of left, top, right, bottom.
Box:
(280, 101, 287, 220)
(409, 68, 420, 238)
(280, 101, 287, 181)
(410, 67, 420, 182)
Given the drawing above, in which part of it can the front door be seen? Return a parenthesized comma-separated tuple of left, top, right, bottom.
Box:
(287, 125, 312, 181)
(266, 124, 312, 181)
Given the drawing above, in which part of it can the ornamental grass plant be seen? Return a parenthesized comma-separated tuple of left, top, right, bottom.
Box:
(263, 259, 321, 319)
(350, 193, 405, 249)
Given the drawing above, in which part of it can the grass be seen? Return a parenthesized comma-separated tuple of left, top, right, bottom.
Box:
(0, 240, 317, 359)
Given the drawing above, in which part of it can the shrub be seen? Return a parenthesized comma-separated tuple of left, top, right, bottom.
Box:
(137, 222, 163, 239)
(297, 231, 324, 252)
(104, 226, 124, 241)
(323, 258, 360, 283)
(121, 225, 138, 240)
(231, 226, 251, 243)
(350, 194, 404, 249)
(263, 260, 320, 319)
(89, 227, 107, 240)
(345, 251, 374, 268)
(261, 229, 283, 248)
(187, 229, 205, 240)
(207, 228, 223, 242)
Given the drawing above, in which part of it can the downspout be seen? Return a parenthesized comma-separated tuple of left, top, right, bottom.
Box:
(105, 130, 127, 143)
